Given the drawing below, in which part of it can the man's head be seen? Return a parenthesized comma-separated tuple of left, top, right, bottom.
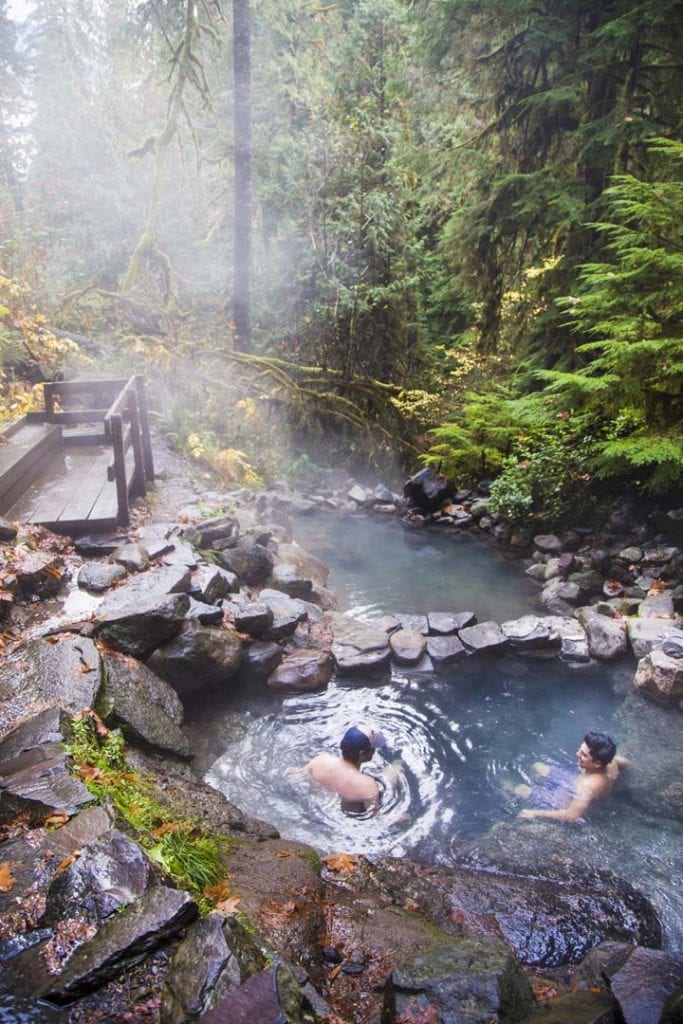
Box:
(340, 725, 386, 765)
(579, 731, 616, 769)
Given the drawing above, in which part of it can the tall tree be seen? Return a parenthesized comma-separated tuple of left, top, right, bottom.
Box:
(232, 0, 252, 351)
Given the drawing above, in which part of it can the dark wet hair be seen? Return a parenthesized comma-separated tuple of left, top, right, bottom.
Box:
(340, 726, 372, 762)
(584, 731, 616, 766)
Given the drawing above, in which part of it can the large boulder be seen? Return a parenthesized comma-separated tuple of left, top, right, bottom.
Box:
(459, 620, 508, 654)
(98, 651, 193, 758)
(608, 947, 683, 1024)
(627, 618, 683, 659)
(95, 591, 190, 658)
(634, 648, 683, 707)
(403, 467, 455, 514)
(77, 562, 127, 592)
(0, 635, 103, 739)
(147, 622, 243, 698)
(266, 650, 334, 693)
(578, 608, 628, 661)
(384, 940, 534, 1024)
(389, 628, 427, 665)
(215, 543, 275, 586)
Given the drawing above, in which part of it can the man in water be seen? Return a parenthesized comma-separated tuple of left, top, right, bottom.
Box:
(304, 725, 387, 813)
(518, 731, 628, 823)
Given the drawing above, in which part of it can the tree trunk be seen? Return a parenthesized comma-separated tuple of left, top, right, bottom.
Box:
(233, 0, 252, 352)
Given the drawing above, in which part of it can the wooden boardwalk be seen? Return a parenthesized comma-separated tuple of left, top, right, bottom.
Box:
(0, 376, 153, 534)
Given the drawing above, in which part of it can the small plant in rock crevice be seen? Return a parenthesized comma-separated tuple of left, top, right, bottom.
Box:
(66, 711, 236, 914)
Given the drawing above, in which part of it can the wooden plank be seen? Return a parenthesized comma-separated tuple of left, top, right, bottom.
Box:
(54, 448, 115, 523)
(0, 445, 62, 514)
(49, 377, 127, 396)
(63, 432, 108, 446)
(0, 424, 63, 510)
(134, 375, 155, 482)
(21, 448, 99, 525)
(51, 409, 110, 424)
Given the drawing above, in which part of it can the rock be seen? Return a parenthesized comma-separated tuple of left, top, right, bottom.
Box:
(641, 546, 678, 566)
(634, 648, 683, 707)
(0, 635, 102, 739)
(113, 542, 150, 572)
(215, 543, 275, 586)
(426, 635, 466, 666)
(395, 614, 429, 635)
(534, 534, 563, 554)
(77, 562, 127, 592)
(42, 884, 197, 1001)
(258, 589, 309, 640)
(199, 963, 304, 1024)
(233, 602, 274, 636)
(186, 597, 225, 625)
(459, 620, 508, 654)
(385, 940, 534, 1024)
(428, 611, 476, 634)
(662, 635, 683, 658)
(75, 532, 130, 556)
(662, 988, 683, 1024)
(390, 629, 428, 665)
(501, 616, 556, 649)
(374, 484, 395, 504)
(98, 651, 192, 758)
(96, 592, 190, 659)
(615, 690, 683, 817)
(520, 989, 617, 1023)
(40, 829, 152, 927)
(190, 564, 238, 603)
(266, 650, 334, 693)
(330, 612, 391, 673)
(96, 563, 192, 605)
(627, 618, 683, 659)
(0, 751, 93, 825)
(469, 498, 492, 520)
(0, 706, 64, 764)
(541, 577, 581, 614)
(14, 551, 65, 598)
(0, 515, 18, 541)
(184, 514, 239, 549)
(276, 541, 329, 589)
(608, 946, 683, 1024)
(651, 509, 683, 541)
(525, 562, 548, 581)
(618, 547, 643, 564)
(240, 641, 283, 680)
(348, 483, 369, 505)
(160, 913, 267, 1024)
(270, 563, 313, 599)
(638, 593, 675, 618)
(569, 570, 606, 599)
(545, 617, 590, 664)
(147, 622, 243, 697)
(403, 467, 455, 514)
(377, 614, 402, 634)
(578, 608, 628, 661)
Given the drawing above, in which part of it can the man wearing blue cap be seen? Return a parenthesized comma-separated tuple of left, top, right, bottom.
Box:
(305, 724, 387, 812)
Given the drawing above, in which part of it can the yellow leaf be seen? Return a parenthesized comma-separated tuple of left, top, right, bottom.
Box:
(0, 861, 17, 892)
(57, 850, 81, 872)
(216, 895, 241, 915)
(323, 853, 358, 873)
(43, 810, 70, 829)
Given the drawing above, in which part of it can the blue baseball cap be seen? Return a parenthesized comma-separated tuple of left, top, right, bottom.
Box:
(340, 725, 387, 757)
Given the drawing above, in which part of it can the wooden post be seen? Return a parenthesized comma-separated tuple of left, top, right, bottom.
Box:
(127, 388, 146, 497)
(134, 375, 155, 482)
(110, 413, 129, 525)
(43, 382, 56, 421)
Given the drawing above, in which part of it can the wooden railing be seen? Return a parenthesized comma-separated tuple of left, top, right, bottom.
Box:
(40, 375, 154, 525)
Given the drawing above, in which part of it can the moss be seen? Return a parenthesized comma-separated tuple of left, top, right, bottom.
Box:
(298, 848, 323, 874)
(65, 713, 237, 914)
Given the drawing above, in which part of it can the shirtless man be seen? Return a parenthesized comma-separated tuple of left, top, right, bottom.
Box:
(518, 731, 628, 823)
(305, 725, 386, 813)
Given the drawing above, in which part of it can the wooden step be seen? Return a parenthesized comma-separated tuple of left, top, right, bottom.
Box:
(0, 419, 63, 514)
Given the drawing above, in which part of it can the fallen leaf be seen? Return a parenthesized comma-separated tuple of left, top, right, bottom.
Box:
(45, 636, 60, 644)
(276, 850, 291, 859)
(152, 822, 181, 836)
(78, 764, 101, 781)
(0, 861, 17, 892)
(43, 810, 70, 829)
(57, 850, 82, 872)
(328, 964, 342, 982)
(323, 853, 358, 873)
(80, 662, 95, 673)
(215, 895, 241, 914)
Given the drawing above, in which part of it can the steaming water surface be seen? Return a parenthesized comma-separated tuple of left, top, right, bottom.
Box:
(190, 515, 683, 952)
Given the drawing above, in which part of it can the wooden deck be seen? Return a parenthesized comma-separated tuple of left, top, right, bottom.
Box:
(0, 376, 153, 534)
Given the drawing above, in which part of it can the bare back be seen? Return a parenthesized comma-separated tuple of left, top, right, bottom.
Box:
(305, 753, 379, 804)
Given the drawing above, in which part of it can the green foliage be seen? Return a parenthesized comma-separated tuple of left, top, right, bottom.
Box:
(67, 714, 233, 913)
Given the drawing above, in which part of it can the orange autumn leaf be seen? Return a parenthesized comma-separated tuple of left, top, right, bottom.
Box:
(0, 862, 17, 893)
(43, 810, 70, 828)
(74, 709, 109, 738)
(80, 662, 95, 674)
(328, 964, 342, 982)
(78, 764, 101, 781)
(323, 853, 358, 873)
(152, 822, 181, 837)
(57, 850, 81, 872)
(216, 895, 241, 915)
(275, 850, 291, 859)
(204, 881, 231, 903)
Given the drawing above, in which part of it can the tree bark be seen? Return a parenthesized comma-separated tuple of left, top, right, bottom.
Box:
(233, 0, 252, 352)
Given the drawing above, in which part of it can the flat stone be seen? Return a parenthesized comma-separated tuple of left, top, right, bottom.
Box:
(0, 757, 93, 825)
(348, 484, 369, 505)
(639, 593, 675, 619)
(525, 563, 548, 581)
(458, 621, 508, 654)
(215, 544, 275, 586)
(427, 611, 475, 635)
(98, 651, 192, 758)
(377, 614, 402, 634)
(95, 592, 190, 658)
(395, 614, 429, 635)
(184, 514, 239, 549)
(233, 602, 274, 636)
(200, 963, 303, 1024)
(501, 615, 555, 648)
(426, 635, 466, 665)
(541, 577, 582, 614)
(390, 629, 428, 665)
(276, 541, 329, 588)
(520, 989, 617, 1023)
(186, 597, 225, 625)
(270, 563, 313, 599)
(42, 884, 197, 1001)
(240, 641, 283, 680)
(330, 613, 391, 673)
(534, 534, 563, 554)
(77, 562, 127, 592)
(0, 706, 64, 764)
(113, 542, 150, 572)
(74, 532, 130, 556)
(266, 649, 334, 693)
(641, 546, 678, 566)
(14, 551, 66, 598)
(627, 619, 683, 659)
(258, 589, 309, 640)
